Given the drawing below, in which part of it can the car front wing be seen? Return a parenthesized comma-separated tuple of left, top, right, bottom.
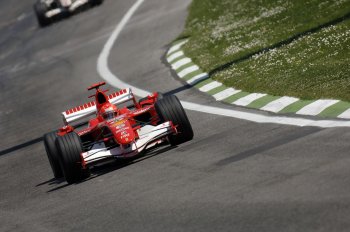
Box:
(81, 122, 175, 165)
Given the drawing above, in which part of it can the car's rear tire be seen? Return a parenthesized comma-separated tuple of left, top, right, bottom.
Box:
(43, 131, 63, 178)
(155, 95, 193, 145)
(56, 132, 89, 184)
(34, 2, 51, 27)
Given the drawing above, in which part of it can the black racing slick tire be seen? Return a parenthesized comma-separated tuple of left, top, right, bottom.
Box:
(90, 0, 104, 6)
(34, 2, 51, 27)
(56, 133, 88, 184)
(43, 131, 63, 178)
(155, 95, 194, 145)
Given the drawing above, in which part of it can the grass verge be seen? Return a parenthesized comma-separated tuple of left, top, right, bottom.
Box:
(179, 0, 350, 101)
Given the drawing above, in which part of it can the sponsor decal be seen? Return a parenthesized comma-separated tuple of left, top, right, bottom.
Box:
(115, 124, 126, 130)
(121, 133, 130, 138)
(78, 129, 90, 135)
(133, 107, 150, 115)
(113, 119, 126, 126)
(116, 129, 127, 133)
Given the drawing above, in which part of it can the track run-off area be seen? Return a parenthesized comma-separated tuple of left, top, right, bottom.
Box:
(1, 0, 350, 231)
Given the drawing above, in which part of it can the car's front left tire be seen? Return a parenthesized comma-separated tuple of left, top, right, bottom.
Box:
(34, 2, 51, 27)
(56, 132, 89, 184)
(43, 131, 63, 178)
(90, 0, 104, 6)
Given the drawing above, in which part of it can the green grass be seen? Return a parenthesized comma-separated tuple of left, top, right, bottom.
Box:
(180, 0, 350, 101)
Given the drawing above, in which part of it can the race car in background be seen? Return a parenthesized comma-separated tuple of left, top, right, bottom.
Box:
(33, 0, 104, 27)
(43, 82, 194, 184)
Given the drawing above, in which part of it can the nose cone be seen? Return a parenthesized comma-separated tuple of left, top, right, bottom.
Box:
(109, 118, 135, 145)
(116, 129, 135, 145)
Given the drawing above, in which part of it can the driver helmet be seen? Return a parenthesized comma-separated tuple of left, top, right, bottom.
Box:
(99, 103, 118, 120)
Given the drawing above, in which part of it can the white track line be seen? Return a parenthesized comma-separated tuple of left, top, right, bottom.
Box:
(181, 102, 350, 128)
(297, 100, 339, 116)
(261, 96, 299, 113)
(97, 0, 149, 96)
(97, 0, 350, 128)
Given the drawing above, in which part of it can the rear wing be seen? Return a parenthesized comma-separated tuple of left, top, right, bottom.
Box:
(62, 88, 133, 124)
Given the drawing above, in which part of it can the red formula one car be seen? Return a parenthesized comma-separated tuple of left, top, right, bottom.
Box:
(43, 82, 193, 184)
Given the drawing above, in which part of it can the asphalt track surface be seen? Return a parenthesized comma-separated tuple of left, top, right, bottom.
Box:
(1, 1, 350, 231)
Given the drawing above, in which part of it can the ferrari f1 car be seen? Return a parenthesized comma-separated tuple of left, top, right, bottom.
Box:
(33, 0, 104, 27)
(43, 82, 193, 184)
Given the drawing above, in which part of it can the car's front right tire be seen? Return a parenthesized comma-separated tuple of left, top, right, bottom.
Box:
(155, 95, 194, 145)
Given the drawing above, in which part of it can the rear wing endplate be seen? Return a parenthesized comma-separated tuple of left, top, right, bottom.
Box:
(62, 88, 133, 124)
